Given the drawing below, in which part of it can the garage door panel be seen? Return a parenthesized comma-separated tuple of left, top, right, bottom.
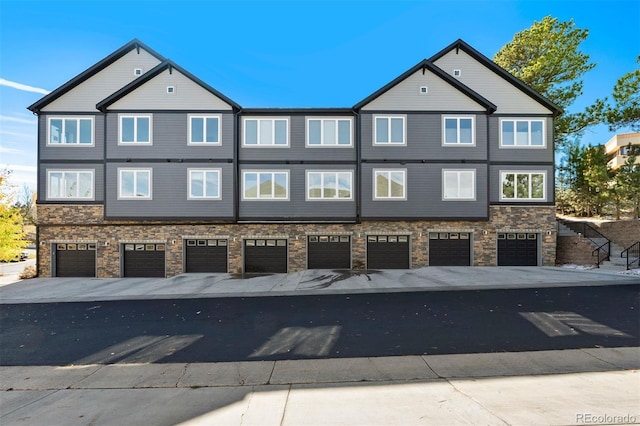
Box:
(498, 233, 538, 266)
(367, 235, 410, 269)
(123, 244, 166, 277)
(244, 239, 287, 273)
(308, 236, 351, 269)
(185, 239, 228, 273)
(55, 243, 96, 277)
(429, 233, 471, 266)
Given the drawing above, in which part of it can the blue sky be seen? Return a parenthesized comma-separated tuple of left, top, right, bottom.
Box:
(1, 0, 638, 193)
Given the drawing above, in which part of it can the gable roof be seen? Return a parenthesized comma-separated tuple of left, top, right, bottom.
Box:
(95, 60, 241, 111)
(27, 39, 166, 113)
(429, 39, 562, 115)
(353, 59, 497, 113)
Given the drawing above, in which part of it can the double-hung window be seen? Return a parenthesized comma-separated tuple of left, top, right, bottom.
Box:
(373, 169, 406, 200)
(374, 116, 405, 145)
(243, 171, 289, 200)
(119, 115, 152, 144)
(189, 115, 220, 144)
(48, 117, 93, 145)
(306, 171, 353, 200)
(443, 116, 474, 145)
(118, 169, 152, 199)
(500, 171, 546, 201)
(442, 170, 475, 200)
(243, 118, 288, 146)
(500, 119, 545, 147)
(307, 118, 352, 147)
(47, 170, 94, 200)
(188, 169, 221, 199)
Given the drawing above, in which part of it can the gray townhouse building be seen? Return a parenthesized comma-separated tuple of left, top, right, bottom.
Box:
(29, 39, 560, 278)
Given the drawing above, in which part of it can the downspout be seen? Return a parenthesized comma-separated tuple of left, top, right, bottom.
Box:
(486, 110, 491, 220)
(354, 108, 361, 224)
(233, 107, 241, 222)
(35, 112, 41, 277)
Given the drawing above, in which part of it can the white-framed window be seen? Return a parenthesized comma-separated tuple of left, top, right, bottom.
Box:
(47, 170, 94, 200)
(189, 115, 221, 145)
(306, 171, 353, 200)
(374, 116, 406, 145)
(118, 168, 152, 199)
(119, 115, 152, 144)
(443, 116, 475, 145)
(442, 169, 476, 200)
(242, 170, 289, 200)
(47, 117, 94, 146)
(500, 119, 545, 147)
(373, 169, 406, 200)
(188, 169, 221, 200)
(243, 118, 289, 147)
(306, 118, 353, 147)
(500, 171, 546, 201)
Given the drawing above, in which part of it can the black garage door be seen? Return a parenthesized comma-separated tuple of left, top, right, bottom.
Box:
(185, 239, 228, 273)
(55, 243, 96, 277)
(367, 235, 410, 269)
(429, 232, 471, 266)
(123, 243, 166, 277)
(244, 239, 287, 273)
(308, 235, 351, 269)
(498, 233, 538, 266)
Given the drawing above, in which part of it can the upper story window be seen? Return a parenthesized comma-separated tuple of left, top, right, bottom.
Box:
(500, 171, 546, 201)
(374, 116, 406, 145)
(500, 119, 545, 147)
(243, 118, 288, 147)
(306, 171, 353, 200)
(373, 169, 406, 200)
(118, 168, 152, 199)
(189, 115, 221, 145)
(443, 116, 474, 146)
(48, 117, 93, 146)
(442, 170, 475, 200)
(188, 169, 221, 199)
(119, 115, 152, 145)
(243, 171, 289, 200)
(307, 118, 352, 147)
(47, 170, 94, 200)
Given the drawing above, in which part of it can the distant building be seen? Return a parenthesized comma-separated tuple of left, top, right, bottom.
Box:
(605, 132, 640, 170)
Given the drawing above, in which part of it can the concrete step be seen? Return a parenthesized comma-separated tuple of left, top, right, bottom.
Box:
(557, 222, 578, 237)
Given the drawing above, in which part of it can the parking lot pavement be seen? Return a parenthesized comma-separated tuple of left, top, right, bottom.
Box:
(0, 266, 638, 304)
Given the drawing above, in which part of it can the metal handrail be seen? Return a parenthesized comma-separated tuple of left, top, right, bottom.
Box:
(560, 220, 611, 267)
(621, 241, 640, 270)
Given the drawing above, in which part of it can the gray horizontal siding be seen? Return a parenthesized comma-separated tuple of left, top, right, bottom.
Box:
(239, 164, 356, 219)
(39, 163, 104, 202)
(105, 162, 234, 218)
(106, 112, 234, 159)
(239, 114, 357, 162)
(361, 163, 487, 218)
(489, 165, 555, 203)
(39, 114, 104, 161)
(360, 113, 488, 161)
(488, 116, 554, 162)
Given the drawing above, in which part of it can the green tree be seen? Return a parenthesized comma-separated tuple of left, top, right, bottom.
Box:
(605, 57, 640, 131)
(494, 16, 603, 150)
(0, 169, 27, 262)
(614, 151, 640, 218)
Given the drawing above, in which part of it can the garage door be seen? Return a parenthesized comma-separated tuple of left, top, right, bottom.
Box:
(497, 233, 538, 266)
(308, 235, 351, 269)
(55, 243, 96, 277)
(429, 232, 471, 266)
(244, 239, 287, 273)
(123, 243, 166, 277)
(185, 239, 228, 273)
(367, 235, 410, 269)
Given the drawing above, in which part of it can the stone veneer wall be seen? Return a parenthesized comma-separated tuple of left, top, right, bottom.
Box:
(37, 204, 556, 277)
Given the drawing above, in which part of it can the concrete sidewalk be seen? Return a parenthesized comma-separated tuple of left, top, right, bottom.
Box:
(2, 348, 638, 425)
(1, 266, 639, 304)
